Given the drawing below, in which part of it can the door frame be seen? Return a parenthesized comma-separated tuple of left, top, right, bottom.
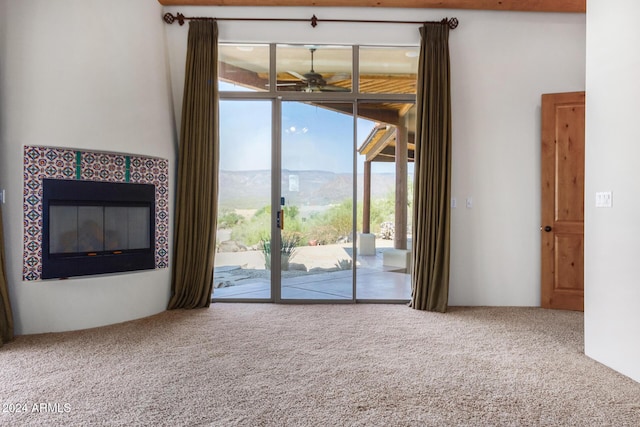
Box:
(274, 99, 359, 303)
(215, 43, 416, 303)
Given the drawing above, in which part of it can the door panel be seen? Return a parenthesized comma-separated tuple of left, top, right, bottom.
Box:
(355, 101, 413, 301)
(541, 91, 585, 311)
(554, 233, 584, 291)
(213, 100, 272, 300)
(279, 101, 355, 301)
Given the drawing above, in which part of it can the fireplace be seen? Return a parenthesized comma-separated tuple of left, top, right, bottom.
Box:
(41, 178, 156, 279)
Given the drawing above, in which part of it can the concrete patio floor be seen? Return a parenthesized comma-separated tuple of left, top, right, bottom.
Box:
(212, 240, 411, 301)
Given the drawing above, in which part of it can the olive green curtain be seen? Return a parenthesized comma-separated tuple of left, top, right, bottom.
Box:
(168, 20, 219, 309)
(0, 205, 14, 346)
(410, 23, 452, 313)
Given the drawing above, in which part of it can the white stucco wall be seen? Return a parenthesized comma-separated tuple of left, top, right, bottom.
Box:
(0, 1, 588, 334)
(0, 0, 176, 334)
(163, 6, 586, 307)
(584, 0, 640, 382)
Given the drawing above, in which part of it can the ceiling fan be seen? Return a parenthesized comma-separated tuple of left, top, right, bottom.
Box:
(281, 47, 350, 93)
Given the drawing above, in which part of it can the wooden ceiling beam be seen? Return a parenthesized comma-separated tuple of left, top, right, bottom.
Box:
(363, 127, 397, 162)
(219, 62, 269, 90)
(157, 0, 585, 14)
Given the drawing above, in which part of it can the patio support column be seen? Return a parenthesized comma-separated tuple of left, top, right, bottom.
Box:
(363, 160, 372, 234)
(395, 124, 408, 250)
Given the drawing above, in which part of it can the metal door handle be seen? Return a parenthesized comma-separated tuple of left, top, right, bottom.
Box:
(543, 226, 552, 232)
(277, 210, 284, 230)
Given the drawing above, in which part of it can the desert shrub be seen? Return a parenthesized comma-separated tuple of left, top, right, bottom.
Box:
(228, 185, 411, 248)
(260, 231, 301, 270)
(335, 259, 353, 270)
(305, 199, 354, 244)
(369, 193, 395, 234)
(217, 210, 244, 229)
(230, 206, 270, 247)
(230, 204, 302, 248)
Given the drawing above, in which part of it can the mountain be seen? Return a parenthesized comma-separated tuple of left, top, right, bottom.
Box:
(218, 170, 404, 209)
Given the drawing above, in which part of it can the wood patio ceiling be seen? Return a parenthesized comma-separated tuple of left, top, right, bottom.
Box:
(358, 125, 416, 163)
(219, 63, 415, 127)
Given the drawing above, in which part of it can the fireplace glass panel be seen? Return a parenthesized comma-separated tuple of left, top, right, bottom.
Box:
(78, 206, 105, 252)
(49, 205, 151, 255)
(50, 206, 79, 253)
(104, 206, 150, 251)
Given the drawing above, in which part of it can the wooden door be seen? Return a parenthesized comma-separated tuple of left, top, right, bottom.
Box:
(541, 91, 585, 311)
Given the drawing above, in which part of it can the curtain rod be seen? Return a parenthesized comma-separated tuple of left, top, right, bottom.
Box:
(162, 12, 459, 29)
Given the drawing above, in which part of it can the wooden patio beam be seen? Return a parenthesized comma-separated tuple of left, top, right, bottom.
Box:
(363, 161, 371, 234)
(157, 1, 585, 14)
(363, 127, 397, 162)
(394, 124, 408, 250)
(219, 62, 269, 90)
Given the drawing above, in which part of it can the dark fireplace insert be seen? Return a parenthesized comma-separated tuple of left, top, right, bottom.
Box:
(42, 179, 156, 279)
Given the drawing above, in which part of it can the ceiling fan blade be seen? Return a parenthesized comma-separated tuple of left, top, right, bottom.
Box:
(265, 82, 304, 90)
(319, 84, 351, 92)
(287, 70, 308, 81)
(287, 48, 350, 93)
(325, 73, 351, 84)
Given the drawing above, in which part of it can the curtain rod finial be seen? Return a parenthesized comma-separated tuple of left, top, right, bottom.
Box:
(162, 12, 186, 26)
(163, 13, 175, 25)
(446, 17, 459, 29)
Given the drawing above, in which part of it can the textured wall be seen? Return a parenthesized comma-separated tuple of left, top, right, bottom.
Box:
(0, 0, 176, 334)
(164, 6, 586, 307)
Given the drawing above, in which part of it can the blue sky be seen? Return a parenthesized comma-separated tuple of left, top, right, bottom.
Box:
(219, 100, 381, 174)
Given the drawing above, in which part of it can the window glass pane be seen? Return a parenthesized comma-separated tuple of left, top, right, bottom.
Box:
(280, 101, 354, 300)
(276, 45, 352, 93)
(219, 44, 270, 92)
(50, 206, 78, 254)
(77, 206, 104, 252)
(214, 100, 272, 300)
(359, 46, 419, 94)
(355, 102, 414, 301)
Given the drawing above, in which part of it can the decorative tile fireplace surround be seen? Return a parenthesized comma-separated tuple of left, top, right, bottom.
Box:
(23, 145, 169, 281)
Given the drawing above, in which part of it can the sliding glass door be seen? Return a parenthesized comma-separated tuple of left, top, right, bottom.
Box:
(355, 102, 415, 301)
(213, 100, 272, 300)
(213, 43, 417, 303)
(279, 101, 355, 301)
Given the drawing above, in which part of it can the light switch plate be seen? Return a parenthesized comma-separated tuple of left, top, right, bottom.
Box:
(595, 191, 612, 208)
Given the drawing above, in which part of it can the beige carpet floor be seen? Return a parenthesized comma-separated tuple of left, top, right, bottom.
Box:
(1, 304, 639, 426)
